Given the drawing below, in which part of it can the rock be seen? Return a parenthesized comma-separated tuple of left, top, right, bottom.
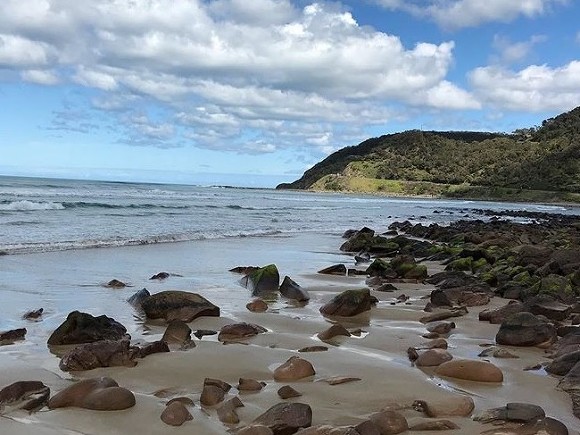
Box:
(298, 346, 328, 353)
(167, 397, 195, 407)
(0, 328, 26, 344)
(218, 399, 241, 424)
(0, 381, 50, 413)
(318, 264, 347, 275)
(404, 265, 428, 280)
(238, 425, 275, 435)
(161, 401, 193, 426)
(415, 349, 453, 367)
(47, 311, 128, 345)
(230, 266, 260, 274)
(426, 322, 455, 335)
(274, 356, 315, 381)
(238, 378, 265, 392)
(241, 264, 280, 295)
(162, 320, 192, 345)
(527, 296, 573, 322)
(412, 395, 474, 417)
(479, 301, 525, 324)
(516, 245, 554, 267)
(375, 283, 398, 292)
(354, 420, 381, 435)
(409, 420, 459, 430)
(478, 348, 519, 359)
(253, 402, 312, 435)
(200, 385, 226, 406)
(278, 385, 302, 399)
(137, 340, 170, 358)
(141, 291, 220, 322)
(317, 324, 351, 341)
(546, 350, 580, 376)
(295, 426, 359, 435)
(105, 279, 126, 288)
(247, 299, 269, 312)
(419, 307, 468, 324)
(340, 228, 376, 252)
(320, 289, 375, 317)
(59, 339, 138, 371)
(22, 308, 43, 320)
(423, 338, 448, 349)
(496, 312, 556, 347)
(474, 402, 545, 423)
(127, 288, 150, 308)
(435, 359, 503, 383)
(204, 378, 232, 393)
(49, 377, 135, 411)
(150, 272, 170, 280)
(194, 329, 217, 339)
(369, 410, 408, 435)
(280, 276, 310, 302)
(319, 377, 361, 385)
(218, 323, 267, 342)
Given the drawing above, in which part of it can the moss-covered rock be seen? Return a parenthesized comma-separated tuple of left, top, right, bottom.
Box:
(404, 264, 428, 280)
(445, 257, 473, 272)
(366, 259, 394, 278)
(528, 274, 576, 299)
(471, 258, 488, 272)
(241, 264, 280, 295)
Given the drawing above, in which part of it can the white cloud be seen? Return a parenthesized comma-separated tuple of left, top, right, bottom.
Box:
(21, 69, 59, 85)
(469, 61, 580, 111)
(0, 0, 478, 155)
(492, 34, 547, 65)
(375, 0, 566, 29)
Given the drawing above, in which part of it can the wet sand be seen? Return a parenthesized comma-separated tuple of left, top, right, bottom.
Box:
(1, 233, 578, 434)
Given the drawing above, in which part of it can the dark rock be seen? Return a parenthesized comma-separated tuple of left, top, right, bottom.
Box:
(49, 377, 135, 411)
(47, 311, 127, 346)
(141, 291, 220, 322)
(369, 410, 408, 435)
(375, 283, 398, 292)
(0, 328, 26, 344)
(137, 340, 170, 358)
(320, 289, 375, 317)
(365, 259, 396, 279)
(430, 289, 453, 307)
(238, 378, 266, 392)
(241, 264, 280, 295)
(340, 229, 375, 252)
(546, 351, 580, 376)
(59, 339, 138, 371)
(479, 301, 525, 324)
(127, 288, 150, 308)
(194, 329, 217, 339)
(474, 402, 545, 423)
(280, 276, 310, 302)
(105, 279, 126, 288)
(298, 346, 328, 353)
(355, 420, 381, 435)
(419, 307, 468, 324)
(230, 266, 260, 274)
(526, 295, 573, 321)
(0, 381, 50, 412)
(317, 264, 347, 276)
(162, 320, 192, 345)
(278, 385, 302, 399)
(496, 312, 556, 347)
(253, 402, 312, 435)
(317, 324, 351, 341)
(426, 322, 455, 335)
(247, 299, 269, 312)
(22, 308, 43, 320)
(204, 378, 232, 393)
(217, 399, 241, 424)
(150, 272, 170, 280)
(218, 323, 267, 342)
(516, 245, 554, 267)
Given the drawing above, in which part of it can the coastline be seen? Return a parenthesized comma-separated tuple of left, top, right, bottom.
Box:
(1, 218, 580, 434)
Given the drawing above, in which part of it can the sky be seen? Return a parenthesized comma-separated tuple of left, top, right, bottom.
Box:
(1, 0, 579, 187)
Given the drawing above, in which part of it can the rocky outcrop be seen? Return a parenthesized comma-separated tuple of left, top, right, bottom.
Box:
(59, 339, 138, 371)
(320, 289, 376, 317)
(253, 402, 313, 435)
(47, 311, 127, 345)
(141, 291, 220, 322)
(241, 264, 280, 294)
(49, 377, 135, 411)
(495, 312, 556, 347)
(0, 381, 50, 413)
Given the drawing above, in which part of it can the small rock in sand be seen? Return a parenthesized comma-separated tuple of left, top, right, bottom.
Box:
(22, 308, 43, 320)
(253, 402, 313, 435)
(426, 321, 455, 335)
(415, 349, 453, 367)
(161, 401, 193, 426)
(0, 380, 50, 413)
(435, 359, 503, 383)
(278, 385, 302, 399)
(369, 410, 408, 435)
(49, 377, 135, 411)
(247, 299, 269, 312)
(274, 356, 316, 381)
(317, 324, 351, 341)
(218, 323, 267, 342)
(162, 320, 192, 345)
(238, 378, 266, 392)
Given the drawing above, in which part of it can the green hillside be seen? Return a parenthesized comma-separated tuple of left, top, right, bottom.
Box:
(277, 107, 580, 202)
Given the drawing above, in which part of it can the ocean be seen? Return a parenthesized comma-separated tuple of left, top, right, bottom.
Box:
(1, 175, 578, 255)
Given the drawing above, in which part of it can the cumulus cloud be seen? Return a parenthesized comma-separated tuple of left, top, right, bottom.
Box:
(0, 0, 479, 156)
(469, 61, 580, 111)
(374, 0, 566, 29)
(492, 34, 547, 65)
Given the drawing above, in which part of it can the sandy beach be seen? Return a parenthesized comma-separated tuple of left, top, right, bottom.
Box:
(1, 228, 579, 435)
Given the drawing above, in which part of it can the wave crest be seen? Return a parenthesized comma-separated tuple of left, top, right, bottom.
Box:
(0, 200, 65, 211)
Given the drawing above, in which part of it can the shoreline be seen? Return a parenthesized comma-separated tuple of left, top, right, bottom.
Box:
(1, 218, 580, 434)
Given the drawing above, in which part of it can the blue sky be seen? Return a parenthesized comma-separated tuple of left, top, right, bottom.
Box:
(1, 0, 579, 187)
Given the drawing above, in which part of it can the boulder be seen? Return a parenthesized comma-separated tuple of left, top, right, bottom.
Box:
(49, 377, 135, 411)
(105, 279, 126, 288)
(546, 350, 580, 376)
(141, 291, 220, 322)
(22, 308, 43, 320)
(412, 395, 474, 417)
(247, 299, 269, 313)
(280, 276, 310, 302)
(0, 381, 50, 413)
(218, 323, 267, 342)
(59, 339, 138, 372)
(474, 402, 545, 423)
(369, 410, 408, 435)
(47, 311, 127, 345)
(136, 340, 170, 358)
(516, 245, 554, 267)
(150, 272, 170, 280)
(295, 426, 359, 435)
(278, 385, 302, 399)
(0, 328, 26, 344)
(241, 264, 280, 294)
(274, 356, 315, 381)
(161, 401, 192, 426)
(200, 385, 226, 406)
(435, 359, 503, 383)
(415, 349, 453, 367)
(318, 264, 347, 276)
(127, 288, 150, 308)
(253, 402, 312, 435)
(317, 324, 351, 341)
(217, 399, 240, 424)
(340, 229, 375, 252)
(238, 378, 266, 392)
(479, 301, 525, 324)
(409, 420, 459, 431)
(527, 296, 573, 321)
(496, 312, 556, 347)
(320, 289, 375, 317)
(162, 320, 192, 345)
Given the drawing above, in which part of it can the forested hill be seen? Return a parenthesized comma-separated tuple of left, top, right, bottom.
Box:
(276, 106, 580, 201)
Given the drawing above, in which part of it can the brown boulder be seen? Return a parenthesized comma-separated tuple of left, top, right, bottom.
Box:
(47, 311, 127, 345)
(0, 328, 26, 344)
(496, 312, 556, 347)
(415, 349, 453, 367)
(238, 378, 266, 392)
(161, 401, 192, 426)
(0, 381, 50, 412)
(200, 385, 226, 406)
(22, 308, 43, 320)
(274, 356, 315, 381)
(49, 377, 135, 411)
(435, 359, 503, 383)
(413, 395, 474, 417)
(141, 291, 220, 322)
(278, 385, 302, 399)
(317, 324, 351, 341)
(369, 410, 408, 435)
(247, 299, 269, 312)
(218, 323, 267, 342)
(253, 402, 312, 435)
(59, 339, 137, 372)
(162, 320, 192, 345)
